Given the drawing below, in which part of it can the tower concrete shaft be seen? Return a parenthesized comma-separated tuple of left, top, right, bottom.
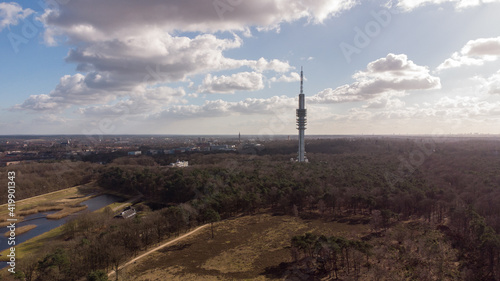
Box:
(296, 67, 307, 162)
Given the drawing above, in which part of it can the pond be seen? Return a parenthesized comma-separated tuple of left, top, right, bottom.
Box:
(0, 194, 123, 268)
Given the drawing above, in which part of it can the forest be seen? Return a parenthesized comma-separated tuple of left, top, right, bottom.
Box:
(4, 137, 500, 280)
(0, 161, 96, 203)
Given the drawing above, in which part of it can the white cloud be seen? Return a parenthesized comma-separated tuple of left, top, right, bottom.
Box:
(430, 96, 500, 117)
(330, 95, 500, 122)
(308, 86, 365, 104)
(363, 96, 406, 109)
(309, 53, 441, 104)
(17, 0, 352, 117)
(13, 94, 59, 111)
(437, 36, 500, 70)
(159, 95, 295, 119)
(249, 58, 292, 73)
(78, 86, 186, 116)
(475, 70, 500, 95)
(487, 73, 500, 95)
(65, 32, 246, 83)
(13, 73, 122, 111)
(394, 0, 500, 11)
(13, 72, 186, 114)
(34, 114, 68, 125)
(231, 95, 296, 114)
(198, 72, 264, 94)
(0, 2, 33, 31)
(269, 72, 301, 83)
(39, 0, 357, 43)
(15, 32, 291, 112)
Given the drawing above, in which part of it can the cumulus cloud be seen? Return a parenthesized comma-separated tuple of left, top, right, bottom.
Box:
(250, 58, 292, 73)
(372, 96, 500, 121)
(363, 96, 406, 109)
(14, 72, 186, 114)
(13, 73, 123, 111)
(309, 53, 441, 104)
(437, 36, 500, 70)
(159, 95, 295, 119)
(198, 72, 264, 94)
(39, 0, 357, 42)
(427, 96, 500, 118)
(15, 31, 291, 112)
(14, 0, 359, 123)
(475, 70, 500, 95)
(18, 0, 307, 113)
(487, 73, 500, 95)
(78, 86, 186, 116)
(65, 32, 248, 83)
(13, 94, 59, 111)
(394, 0, 500, 11)
(63, 32, 290, 87)
(325, 95, 500, 124)
(17, 0, 349, 117)
(0, 2, 33, 31)
(308, 86, 365, 103)
(33, 114, 68, 125)
(269, 72, 301, 83)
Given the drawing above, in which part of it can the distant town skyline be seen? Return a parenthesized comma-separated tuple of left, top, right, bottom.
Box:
(1, 0, 500, 135)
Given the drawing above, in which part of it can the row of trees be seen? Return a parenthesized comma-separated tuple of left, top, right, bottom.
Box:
(95, 138, 500, 279)
(0, 161, 97, 203)
(287, 220, 461, 280)
(13, 202, 220, 281)
(290, 233, 372, 279)
(8, 138, 500, 280)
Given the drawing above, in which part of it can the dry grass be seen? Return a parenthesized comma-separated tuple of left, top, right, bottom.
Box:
(3, 224, 37, 237)
(0, 182, 98, 218)
(17, 206, 65, 217)
(37, 206, 65, 212)
(46, 205, 88, 220)
(0, 224, 65, 262)
(124, 212, 370, 281)
(0, 183, 100, 229)
(17, 208, 40, 216)
(0, 216, 24, 227)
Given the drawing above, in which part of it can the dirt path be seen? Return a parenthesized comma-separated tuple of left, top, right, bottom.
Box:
(108, 223, 209, 278)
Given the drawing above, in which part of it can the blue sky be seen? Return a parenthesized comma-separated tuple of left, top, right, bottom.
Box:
(1, 0, 500, 135)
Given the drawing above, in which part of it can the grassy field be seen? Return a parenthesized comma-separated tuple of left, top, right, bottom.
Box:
(3, 224, 37, 237)
(45, 205, 88, 219)
(0, 184, 83, 216)
(0, 182, 105, 263)
(0, 225, 66, 262)
(123, 213, 370, 281)
(0, 182, 99, 227)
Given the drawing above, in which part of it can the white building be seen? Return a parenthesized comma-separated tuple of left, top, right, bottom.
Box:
(169, 160, 189, 168)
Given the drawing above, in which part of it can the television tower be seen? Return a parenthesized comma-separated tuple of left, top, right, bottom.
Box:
(296, 67, 307, 162)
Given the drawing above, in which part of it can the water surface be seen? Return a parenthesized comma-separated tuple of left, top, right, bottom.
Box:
(0, 194, 122, 268)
